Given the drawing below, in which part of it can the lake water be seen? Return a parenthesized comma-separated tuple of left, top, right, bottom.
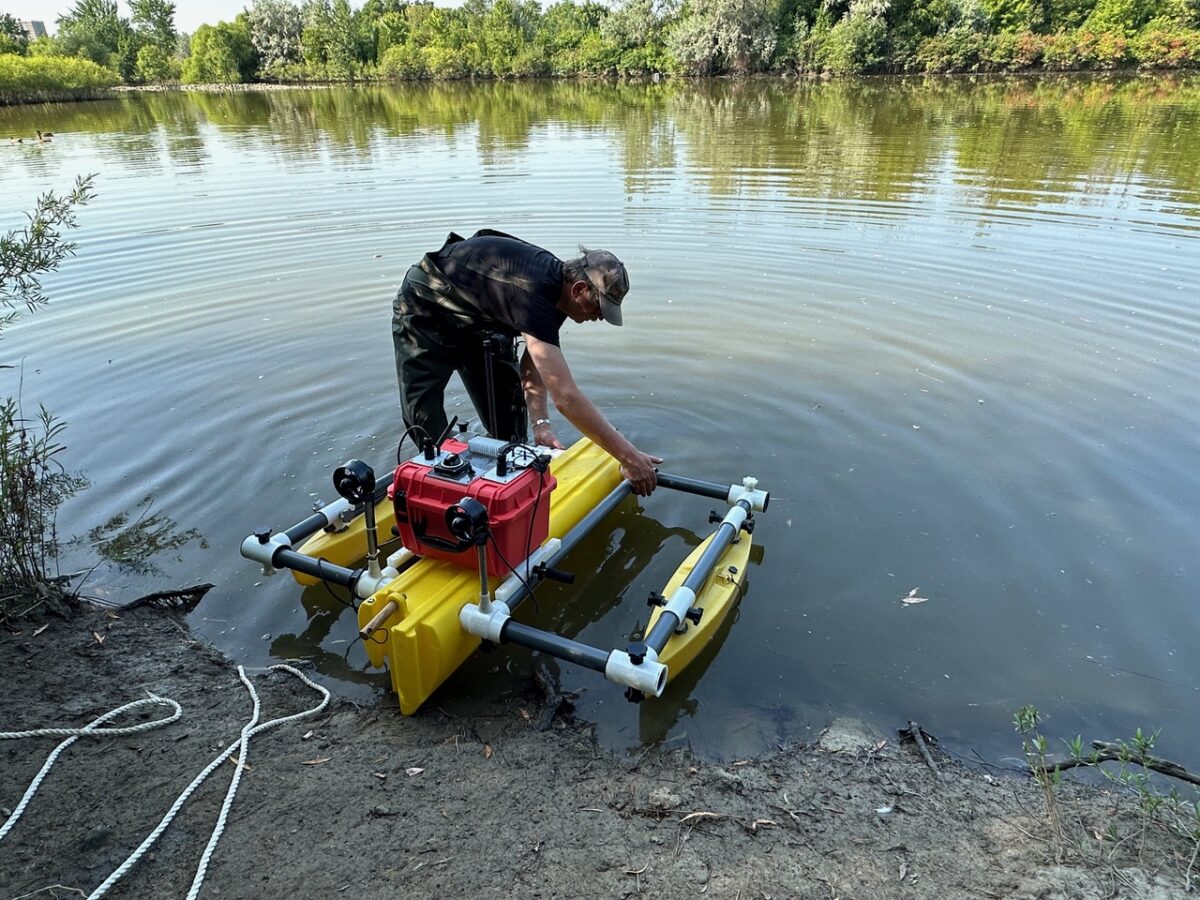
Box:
(2, 76, 1197, 764)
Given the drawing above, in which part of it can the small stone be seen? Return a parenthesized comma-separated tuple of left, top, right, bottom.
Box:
(649, 788, 682, 810)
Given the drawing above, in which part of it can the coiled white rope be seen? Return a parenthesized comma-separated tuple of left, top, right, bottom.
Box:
(87, 664, 329, 900)
(0, 695, 183, 842)
(0, 664, 329, 899)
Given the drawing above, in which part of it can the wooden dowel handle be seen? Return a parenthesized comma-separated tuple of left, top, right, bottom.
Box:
(359, 599, 399, 641)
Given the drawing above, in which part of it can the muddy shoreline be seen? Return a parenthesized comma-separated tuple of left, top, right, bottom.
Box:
(1, 606, 1191, 899)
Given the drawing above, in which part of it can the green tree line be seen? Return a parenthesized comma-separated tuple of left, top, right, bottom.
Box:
(1, 0, 1198, 95)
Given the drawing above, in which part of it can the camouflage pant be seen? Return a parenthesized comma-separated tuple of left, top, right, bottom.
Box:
(392, 268, 528, 443)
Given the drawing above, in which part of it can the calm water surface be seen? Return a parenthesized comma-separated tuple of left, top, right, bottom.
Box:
(2, 76, 1198, 763)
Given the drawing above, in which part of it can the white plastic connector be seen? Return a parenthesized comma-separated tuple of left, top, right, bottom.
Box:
(354, 567, 400, 600)
(727, 476, 769, 512)
(459, 599, 512, 643)
(314, 497, 353, 533)
(605, 647, 668, 697)
(239, 531, 292, 576)
(661, 585, 698, 627)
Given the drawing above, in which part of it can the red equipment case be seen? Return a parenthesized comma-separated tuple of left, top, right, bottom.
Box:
(390, 438, 557, 574)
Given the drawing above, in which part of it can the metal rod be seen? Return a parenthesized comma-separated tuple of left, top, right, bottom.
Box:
(500, 620, 610, 672)
(504, 481, 634, 615)
(364, 491, 381, 578)
(476, 543, 492, 614)
(656, 472, 729, 502)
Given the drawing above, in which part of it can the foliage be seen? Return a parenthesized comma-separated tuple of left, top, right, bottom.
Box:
(181, 17, 257, 84)
(130, 0, 178, 52)
(1130, 19, 1200, 58)
(134, 41, 176, 82)
(0, 401, 89, 611)
(1, 178, 94, 613)
(915, 25, 989, 70)
(1014, 705, 1064, 850)
(0, 12, 28, 55)
(816, 7, 889, 73)
(1013, 707, 1200, 885)
(56, 0, 134, 76)
(0, 51, 118, 103)
(667, 0, 778, 73)
(247, 0, 305, 76)
(0, 176, 95, 338)
(3, 0, 1197, 93)
(602, 0, 671, 72)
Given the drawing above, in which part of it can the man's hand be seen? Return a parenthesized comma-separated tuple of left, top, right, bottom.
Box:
(621, 449, 663, 496)
(532, 421, 565, 450)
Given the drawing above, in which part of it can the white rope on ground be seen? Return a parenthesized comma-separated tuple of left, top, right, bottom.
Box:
(0, 695, 183, 843)
(87, 664, 330, 900)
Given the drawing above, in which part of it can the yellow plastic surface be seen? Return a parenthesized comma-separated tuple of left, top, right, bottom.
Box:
(293, 498, 396, 586)
(354, 438, 622, 714)
(646, 529, 752, 675)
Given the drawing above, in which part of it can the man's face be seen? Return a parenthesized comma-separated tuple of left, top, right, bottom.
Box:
(566, 279, 603, 323)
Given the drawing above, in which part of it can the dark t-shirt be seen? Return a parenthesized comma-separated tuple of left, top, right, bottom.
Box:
(433, 231, 567, 346)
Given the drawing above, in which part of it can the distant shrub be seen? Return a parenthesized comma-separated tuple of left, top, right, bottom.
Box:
(1130, 24, 1200, 64)
(1074, 28, 1130, 65)
(135, 44, 177, 83)
(1041, 29, 1082, 66)
(422, 45, 470, 79)
(984, 29, 1051, 67)
(380, 43, 426, 79)
(916, 27, 989, 71)
(0, 53, 119, 104)
(817, 13, 887, 74)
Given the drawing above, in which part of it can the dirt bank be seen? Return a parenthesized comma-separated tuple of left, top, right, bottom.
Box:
(1, 606, 1193, 900)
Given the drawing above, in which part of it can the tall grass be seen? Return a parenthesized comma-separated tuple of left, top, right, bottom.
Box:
(0, 54, 119, 106)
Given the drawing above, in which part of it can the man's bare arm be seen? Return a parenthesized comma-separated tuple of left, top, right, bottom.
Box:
(520, 348, 564, 449)
(522, 334, 660, 495)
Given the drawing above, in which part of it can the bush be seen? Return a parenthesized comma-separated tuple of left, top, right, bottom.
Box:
(817, 12, 888, 74)
(1, 178, 94, 615)
(1041, 28, 1082, 66)
(379, 42, 427, 79)
(135, 43, 177, 83)
(1130, 24, 1200, 63)
(0, 53, 119, 104)
(916, 26, 989, 71)
(0, 401, 89, 612)
(422, 45, 471, 79)
(1074, 28, 1130, 65)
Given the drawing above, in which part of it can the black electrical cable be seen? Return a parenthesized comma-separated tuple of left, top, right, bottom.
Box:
(315, 557, 357, 612)
(524, 455, 548, 584)
(489, 531, 540, 615)
(395, 424, 432, 465)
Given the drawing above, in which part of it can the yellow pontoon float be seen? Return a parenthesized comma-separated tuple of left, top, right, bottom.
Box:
(241, 427, 769, 713)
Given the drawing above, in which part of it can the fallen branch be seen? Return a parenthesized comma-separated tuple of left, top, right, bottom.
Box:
(900, 721, 941, 780)
(1036, 742, 1200, 787)
(111, 583, 214, 613)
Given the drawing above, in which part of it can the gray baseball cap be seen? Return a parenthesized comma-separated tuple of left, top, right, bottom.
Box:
(581, 249, 629, 326)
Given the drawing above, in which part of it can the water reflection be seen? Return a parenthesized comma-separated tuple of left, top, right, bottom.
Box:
(3, 76, 1197, 213)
